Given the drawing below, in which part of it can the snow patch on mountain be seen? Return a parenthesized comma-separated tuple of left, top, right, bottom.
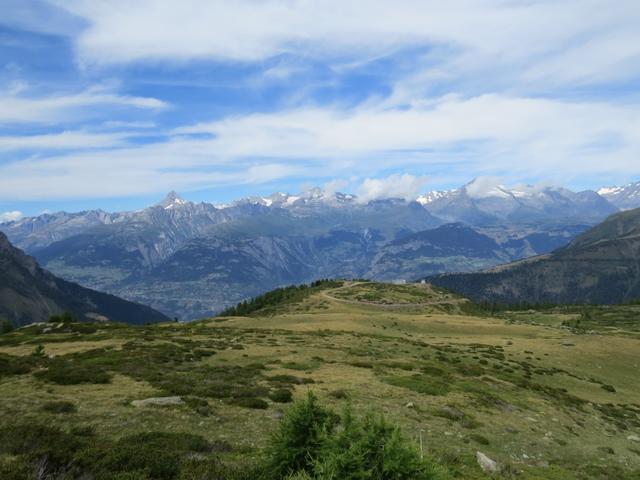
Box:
(597, 181, 640, 209)
(159, 191, 189, 209)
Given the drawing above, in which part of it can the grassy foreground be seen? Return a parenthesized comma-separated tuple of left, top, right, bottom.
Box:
(1, 281, 640, 479)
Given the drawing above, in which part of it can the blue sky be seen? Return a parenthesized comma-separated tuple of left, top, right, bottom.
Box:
(1, 0, 639, 218)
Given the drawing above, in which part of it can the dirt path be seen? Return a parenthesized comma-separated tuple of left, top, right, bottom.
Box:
(321, 283, 466, 308)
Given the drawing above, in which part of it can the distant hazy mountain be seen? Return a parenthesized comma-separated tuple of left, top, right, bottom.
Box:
(0, 232, 169, 326)
(430, 208, 640, 305)
(598, 181, 640, 210)
(0, 180, 620, 319)
(418, 178, 617, 225)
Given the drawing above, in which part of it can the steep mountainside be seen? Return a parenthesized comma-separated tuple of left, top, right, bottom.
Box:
(0, 232, 169, 326)
(430, 208, 640, 304)
(367, 223, 509, 280)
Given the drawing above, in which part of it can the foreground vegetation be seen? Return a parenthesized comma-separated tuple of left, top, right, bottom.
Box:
(1, 281, 640, 479)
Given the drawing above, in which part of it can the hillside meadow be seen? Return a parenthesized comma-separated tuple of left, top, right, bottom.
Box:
(1, 282, 639, 479)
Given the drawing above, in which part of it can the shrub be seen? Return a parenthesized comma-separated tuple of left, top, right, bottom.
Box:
(0, 422, 84, 476)
(268, 374, 315, 386)
(48, 312, 75, 324)
(269, 389, 294, 403)
(42, 400, 77, 414)
(314, 409, 449, 480)
(230, 397, 269, 409)
(264, 395, 449, 479)
(382, 374, 450, 396)
(469, 433, 490, 445)
(34, 358, 111, 385)
(0, 354, 35, 377)
(329, 389, 349, 400)
(32, 344, 46, 358)
(0, 319, 14, 334)
(265, 392, 338, 477)
(84, 431, 211, 480)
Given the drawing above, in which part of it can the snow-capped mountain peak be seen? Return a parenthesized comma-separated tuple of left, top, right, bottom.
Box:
(230, 187, 357, 209)
(597, 186, 625, 196)
(159, 191, 189, 209)
(463, 177, 514, 199)
(597, 181, 640, 209)
(416, 190, 450, 205)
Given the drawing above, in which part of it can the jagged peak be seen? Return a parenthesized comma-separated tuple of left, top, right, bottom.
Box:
(158, 191, 188, 209)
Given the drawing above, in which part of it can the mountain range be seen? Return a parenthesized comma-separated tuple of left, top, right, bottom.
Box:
(0, 232, 169, 326)
(430, 207, 640, 305)
(1, 178, 637, 319)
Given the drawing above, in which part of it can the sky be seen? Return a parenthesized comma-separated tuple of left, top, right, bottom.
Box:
(1, 0, 639, 218)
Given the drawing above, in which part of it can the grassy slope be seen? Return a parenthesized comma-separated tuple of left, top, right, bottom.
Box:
(1, 282, 639, 479)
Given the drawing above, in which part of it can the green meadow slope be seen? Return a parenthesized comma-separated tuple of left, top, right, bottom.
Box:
(1, 281, 639, 479)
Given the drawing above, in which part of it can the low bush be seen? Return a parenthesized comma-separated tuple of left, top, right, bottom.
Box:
(0, 354, 35, 377)
(229, 397, 269, 409)
(48, 312, 75, 324)
(0, 422, 84, 477)
(328, 389, 349, 399)
(268, 374, 315, 386)
(42, 400, 77, 414)
(34, 358, 111, 385)
(269, 389, 294, 403)
(0, 319, 14, 334)
(83, 431, 211, 480)
(382, 374, 450, 396)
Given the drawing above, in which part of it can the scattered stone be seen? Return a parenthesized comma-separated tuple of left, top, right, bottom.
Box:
(131, 396, 184, 407)
(476, 451, 499, 473)
(439, 405, 465, 420)
(492, 398, 516, 412)
(505, 426, 519, 434)
(405, 402, 415, 408)
(628, 435, 640, 442)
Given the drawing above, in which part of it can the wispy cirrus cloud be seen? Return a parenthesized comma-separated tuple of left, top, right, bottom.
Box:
(0, 88, 168, 125)
(51, 0, 640, 90)
(0, 130, 129, 151)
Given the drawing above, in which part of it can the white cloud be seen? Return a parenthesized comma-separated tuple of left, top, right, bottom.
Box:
(357, 174, 429, 202)
(0, 89, 168, 124)
(51, 0, 640, 89)
(1, 92, 639, 200)
(323, 179, 349, 196)
(0, 130, 128, 151)
(464, 177, 506, 199)
(0, 210, 23, 222)
(177, 94, 640, 174)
